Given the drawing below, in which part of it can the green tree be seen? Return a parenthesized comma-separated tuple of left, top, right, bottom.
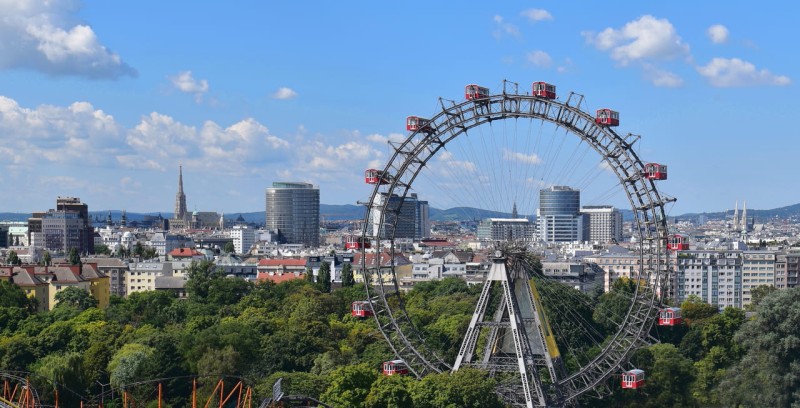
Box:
(305, 266, 314, 282)
(320, 363, 378, 408)
(143, 246, 158, 260)
(223, 241, 235, 254)
(748, 285, 778, 309)
(365, 374, 415, 408)
(107, 343, 154, 389)
(635, 344, 696, 408)
(0, 280, 33, 309)
(43, 251, 52, 266)
(196, 345, 241, 377)
(318, 262, 331, 293)
(33, 352, 87, 404)
(341, 262, 355, 288)
(718, 287, 800, 407)
(133, 241, 144, 257)
(679, 296, 718, 322)
(593, 277, 637, 335)
(185, 260, 224, 300)
(411, 369, 503, 408)
(6, 250, 21, 265)
(67, 247, 81, 266)
(54, 287, 98, 310)
(206, 277, 254, 307)
(94, 245, 111, 256)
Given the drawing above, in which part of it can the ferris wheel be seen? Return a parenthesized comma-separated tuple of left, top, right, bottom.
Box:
(356, 80, 673, 407)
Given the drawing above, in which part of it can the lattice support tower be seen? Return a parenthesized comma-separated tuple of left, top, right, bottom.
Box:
(452, 253, 566, 408)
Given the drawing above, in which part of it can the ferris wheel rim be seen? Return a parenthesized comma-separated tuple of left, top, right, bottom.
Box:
(358, 87, 671, 401)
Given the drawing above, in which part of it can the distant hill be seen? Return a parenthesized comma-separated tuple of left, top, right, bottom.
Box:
(675, 202, 800, 222)
(3, 202, 800, 224)
(0, 213, 31, 222)
(429, 207, 513, 222)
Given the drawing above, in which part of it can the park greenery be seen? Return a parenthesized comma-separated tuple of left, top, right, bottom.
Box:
(0, 259, 798, 407)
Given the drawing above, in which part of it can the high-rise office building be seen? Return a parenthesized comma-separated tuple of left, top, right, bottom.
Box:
(415, 197, 431, 239)
(537, 186, 586, 243)
(265, 182, 320, 247)
(372, 193, 430, 240)
(581, 205, 623, 243)
(33, 197, 94, 254)
(56, 196, 94, 254)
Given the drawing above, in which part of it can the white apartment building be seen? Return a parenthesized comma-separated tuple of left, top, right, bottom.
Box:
(742, 251, 776, 306)
(581, 206, 623, 243)
(675, 250, 742, 309)
(230, 225, 256, 254)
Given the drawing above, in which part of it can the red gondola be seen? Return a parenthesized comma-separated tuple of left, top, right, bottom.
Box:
(345, 235, 371, 250)
(667, 234, 689, 251)
(658, 307, 682, 326)
(365, 169, 391, 185)
(407, 116, 434, 133)
(465, 84, 490, 100)
(621, 369, 645, 389)
(351, 301, 373, 318)
(382, 360, 409, 376)
(532, 82, 557, 99)
(643, 163, 668, 180)
(596, 108, 620, 126)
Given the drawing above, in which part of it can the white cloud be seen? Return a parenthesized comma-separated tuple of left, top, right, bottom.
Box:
(0, 96, 121, 167)
(697, 58, 791, 87)
(503, 149, 542, 164)
(520, 9, 553, 22)
(707, 24, 729, 44)
(643, 64, 684, 87)
(0, 0, 135, 78)
(598, 161, 615, 174)
(435, 151, 477, 174)
(366, 132, 406, 144)
(122, 113, 290, 174)
(525, 177, 550, 188)
(527, 50, 553, 68)
(170, 71, 209, 102)
(272, 87, 298, 100)
(583, 15, 690, 65)
(291, 136, 385, 183)
(493, 15, 520, 39)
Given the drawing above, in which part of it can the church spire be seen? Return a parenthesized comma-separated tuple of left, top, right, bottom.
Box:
(741, 200, 747, 233)
(733, 201, 739, 231)
(174, 164, 188, 221)
(512, 202, 518, 219)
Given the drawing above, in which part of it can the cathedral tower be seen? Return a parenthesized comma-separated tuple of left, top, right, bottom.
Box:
(174, 164, 188, 221)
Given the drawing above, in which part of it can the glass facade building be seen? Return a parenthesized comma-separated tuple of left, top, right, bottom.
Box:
(265, 182, 320, 247)
(537, 186, 586, 243)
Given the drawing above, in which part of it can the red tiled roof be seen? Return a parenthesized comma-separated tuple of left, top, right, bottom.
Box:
(168, 248, 203, 257)
(257, 271, 306, 283)
(257, 259, 307, 267)
(420, 240, 455, 247)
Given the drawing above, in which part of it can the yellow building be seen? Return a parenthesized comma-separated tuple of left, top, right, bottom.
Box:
(45, 266, 93, 311)
(82, 263, 110, 308)
(10, 268, 50, 312)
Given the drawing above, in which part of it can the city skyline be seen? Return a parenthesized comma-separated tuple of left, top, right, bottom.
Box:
(0, 1, 796, 214)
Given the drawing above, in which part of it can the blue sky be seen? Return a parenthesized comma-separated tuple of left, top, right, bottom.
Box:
(0, 1, 796, 215)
